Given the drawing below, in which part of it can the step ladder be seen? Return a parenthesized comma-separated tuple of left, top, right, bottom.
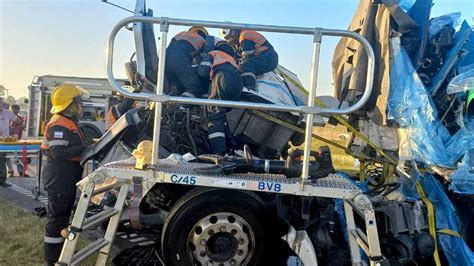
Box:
(56, 178, 131, 266)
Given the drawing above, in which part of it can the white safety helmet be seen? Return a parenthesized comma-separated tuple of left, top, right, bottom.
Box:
(219, 28, 232, 39)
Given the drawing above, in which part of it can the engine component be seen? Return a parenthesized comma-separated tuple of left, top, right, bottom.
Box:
(381, 234, 416, 264)
(418, 26, 455, 84)
(374, 200, 435, 264)
(374, 200, 429, 236)
(226, 96, 302, 159)
(415, 232, 435, 258)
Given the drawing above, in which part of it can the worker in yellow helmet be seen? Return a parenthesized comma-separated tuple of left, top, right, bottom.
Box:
(165, 26, 208, 97)
(40, 84, 92, 265)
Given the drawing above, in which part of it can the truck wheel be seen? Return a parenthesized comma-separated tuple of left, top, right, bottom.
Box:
(161, 188, 271, 265)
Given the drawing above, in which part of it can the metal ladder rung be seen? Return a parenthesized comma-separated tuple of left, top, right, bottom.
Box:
(82, 208, 119, 230)
(350, 229, 370, 256)
(71, 239, 109, 265)
(92, 182, 124, 196)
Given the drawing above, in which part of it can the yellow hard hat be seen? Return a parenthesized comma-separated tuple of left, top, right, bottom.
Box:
(50, 84, 89, 114)
(188, 26, 208, 38)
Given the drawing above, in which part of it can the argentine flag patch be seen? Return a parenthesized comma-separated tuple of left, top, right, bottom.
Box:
(54, 131, 64, 139)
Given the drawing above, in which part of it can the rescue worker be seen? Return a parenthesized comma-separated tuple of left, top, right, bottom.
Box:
(41, 84, 92, 265)
(219, 28, 279, 91)
(104, 95, 137, 131)
(197, 41, 243, 155)
(165, 26, 208, 98)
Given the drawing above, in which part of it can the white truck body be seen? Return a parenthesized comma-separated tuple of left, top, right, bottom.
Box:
(26, 75, 127, 138)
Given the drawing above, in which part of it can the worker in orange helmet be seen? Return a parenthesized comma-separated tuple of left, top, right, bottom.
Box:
(165, 26, 209, 98)
(220, 28, 279, 91)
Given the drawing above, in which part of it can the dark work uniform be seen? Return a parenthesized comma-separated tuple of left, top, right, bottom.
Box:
(165, 31, 206, 97)
(202, 35, 224, 54)
(238, 30, 279, 90)
(41, 114, 85, 264)
(197, 50, 243, 154)
(104, 98, 135, 131)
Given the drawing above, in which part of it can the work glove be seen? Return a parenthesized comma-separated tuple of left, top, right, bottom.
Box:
(83, 138, 96, 147)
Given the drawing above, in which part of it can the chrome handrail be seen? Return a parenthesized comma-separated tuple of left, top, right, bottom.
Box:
(105, 16, 375, 186)
(106, 16, 374, 115)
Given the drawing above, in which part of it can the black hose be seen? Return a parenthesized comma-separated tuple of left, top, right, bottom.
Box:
(186, 109, 198, 156)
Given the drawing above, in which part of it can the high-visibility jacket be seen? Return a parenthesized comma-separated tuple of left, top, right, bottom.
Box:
(105, 106, 119, 131)
(41, 114, 85, 162)
(239, 30, 270, 56)
(197, 50, 238, 79)
(173, 31, 206, 51)
(208, 51, 238, 78)
(104, 98, 135, 131)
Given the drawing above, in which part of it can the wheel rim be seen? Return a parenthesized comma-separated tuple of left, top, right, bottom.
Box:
(187, 212, 255, 265)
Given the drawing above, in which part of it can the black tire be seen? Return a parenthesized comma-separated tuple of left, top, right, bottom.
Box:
(161, 187, 277, 265)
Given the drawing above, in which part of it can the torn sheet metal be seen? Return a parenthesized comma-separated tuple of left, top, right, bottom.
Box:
(429, 21, 473, 96)
(428, 12, 461, 40)
(404, 0, 433, 68)
(332, 0, 393, 125)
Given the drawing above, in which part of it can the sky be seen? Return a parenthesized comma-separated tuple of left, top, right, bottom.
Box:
(0, 0, 473, 99)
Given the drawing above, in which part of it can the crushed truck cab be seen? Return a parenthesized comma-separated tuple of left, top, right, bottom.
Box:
(55, 1, 444, 265)
(57, 11, 385, 265)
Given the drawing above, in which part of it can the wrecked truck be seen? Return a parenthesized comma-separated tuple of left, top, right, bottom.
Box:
(58, 0, 473, 265)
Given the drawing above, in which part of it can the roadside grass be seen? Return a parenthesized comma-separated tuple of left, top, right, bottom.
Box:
(0, 198, 98, 265)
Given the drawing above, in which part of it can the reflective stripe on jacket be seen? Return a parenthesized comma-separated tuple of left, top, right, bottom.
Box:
(41, 114, 85, 161)
(239, 30, 269, 55)
(174, 31, 206, 51)
(208, 51, 238, 78)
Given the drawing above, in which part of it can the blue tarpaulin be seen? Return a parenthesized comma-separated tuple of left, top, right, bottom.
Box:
(419, 174, 474, 265)
(387, 40, 474, 194)
(386, 31, 474, 264)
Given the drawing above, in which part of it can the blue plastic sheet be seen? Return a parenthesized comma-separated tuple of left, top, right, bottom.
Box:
(448, 119, 474, 193)
(449, 150, 474, 194)
(399, 0, 416, 12)
(418, 173, 474, 265)
(388, 43, 453, 166)
(447, 68, 474, 94)
(429, 21, 473, 95)
(428, 12, 461, 39)
(388, 41, 474, 194)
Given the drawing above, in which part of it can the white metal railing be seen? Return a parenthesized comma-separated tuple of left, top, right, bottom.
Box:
(105, 16, 375, 185)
